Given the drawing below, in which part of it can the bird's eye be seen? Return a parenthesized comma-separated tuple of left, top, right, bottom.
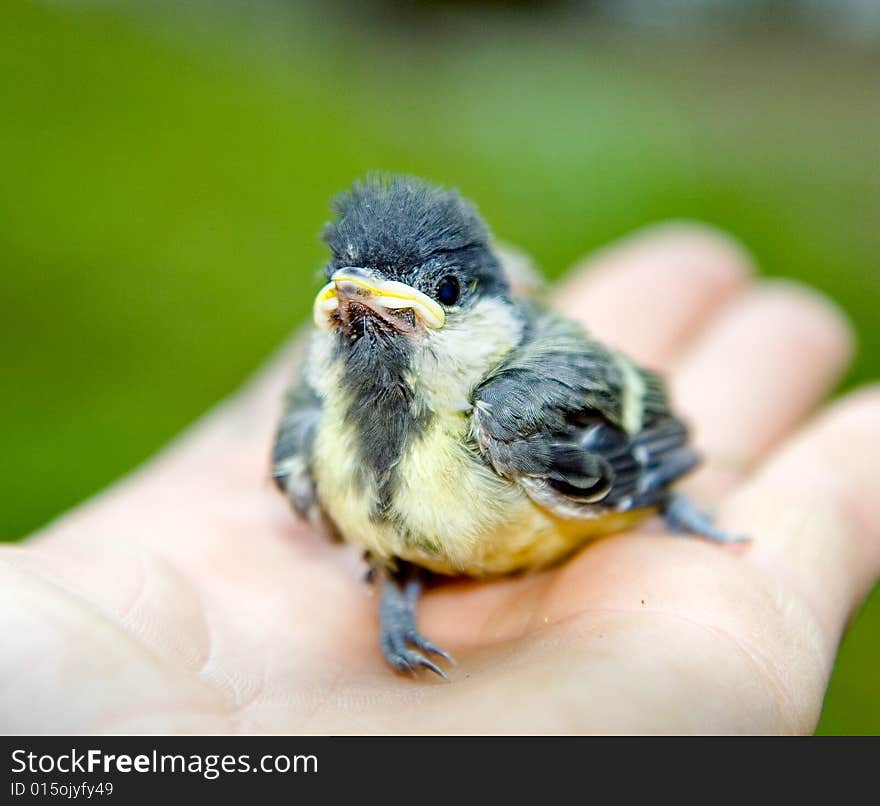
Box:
(436, 276, 460, 306)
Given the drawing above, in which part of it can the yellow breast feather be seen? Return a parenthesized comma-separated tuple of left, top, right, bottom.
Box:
(313, 397, 653, 577)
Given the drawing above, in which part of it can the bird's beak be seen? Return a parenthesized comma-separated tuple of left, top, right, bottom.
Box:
(313, 267, 446, 331)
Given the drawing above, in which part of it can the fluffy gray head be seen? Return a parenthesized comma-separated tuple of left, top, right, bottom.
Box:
(322, 174, 508, 298)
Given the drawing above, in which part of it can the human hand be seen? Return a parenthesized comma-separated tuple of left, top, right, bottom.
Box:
(3, 223, 877, 734)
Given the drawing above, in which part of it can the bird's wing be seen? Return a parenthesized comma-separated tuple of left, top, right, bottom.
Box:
(470, 305, 699, 517)
(272, 371, 323, 519)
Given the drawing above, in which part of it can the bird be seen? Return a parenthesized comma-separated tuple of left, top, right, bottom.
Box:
(272, 174, 745, 678)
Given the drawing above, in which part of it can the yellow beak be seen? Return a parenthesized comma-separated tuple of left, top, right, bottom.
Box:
(313, 268, 446, 330)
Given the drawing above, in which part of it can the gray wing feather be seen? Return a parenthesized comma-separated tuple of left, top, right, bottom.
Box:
(471, 305, 695, 516)
(272, 373, 322, 519)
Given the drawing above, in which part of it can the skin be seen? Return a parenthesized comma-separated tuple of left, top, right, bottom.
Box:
(2, 222, 877, 735)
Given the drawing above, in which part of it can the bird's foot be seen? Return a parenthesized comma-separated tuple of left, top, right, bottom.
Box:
(663, 493, 750, 544)
(379, 566, 454, 679)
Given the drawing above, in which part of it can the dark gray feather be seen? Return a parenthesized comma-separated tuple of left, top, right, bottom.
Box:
(471, 304, 696, 515)
(336, 321, 432, 518)
(322, 174, 508, 298)
(273, 373, 322, 516)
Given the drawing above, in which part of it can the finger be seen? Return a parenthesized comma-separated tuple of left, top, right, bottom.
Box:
(556, 221, 753, 368)
(672, 281, 853, 497)
(720, 386, 880, 648)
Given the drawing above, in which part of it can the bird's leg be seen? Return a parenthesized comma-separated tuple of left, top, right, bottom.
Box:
(662, 492, 749, 544)
(375, 561, 453, 678)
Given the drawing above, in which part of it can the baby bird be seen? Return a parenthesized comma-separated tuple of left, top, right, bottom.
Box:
(272, 175, 743, 677)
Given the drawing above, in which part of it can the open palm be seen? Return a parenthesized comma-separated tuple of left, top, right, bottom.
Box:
(3, 224, 878, 734)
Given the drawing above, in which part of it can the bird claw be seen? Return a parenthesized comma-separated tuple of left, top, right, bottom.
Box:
(379, 566, 454, 679)
(406, 629, 455, 664)
(382, 628, 451, 679)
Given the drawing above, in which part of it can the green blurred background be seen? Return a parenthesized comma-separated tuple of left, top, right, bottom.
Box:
(1, 0, 877, 733)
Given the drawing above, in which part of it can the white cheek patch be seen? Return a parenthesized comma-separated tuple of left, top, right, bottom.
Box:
(413, 297, 524, 412)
